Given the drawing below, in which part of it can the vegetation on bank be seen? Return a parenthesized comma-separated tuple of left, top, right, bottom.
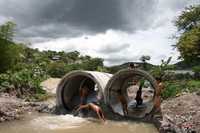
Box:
(0, 22, 106, 101)
(160, 5, 200, 99)
(162, 80, 200, 99)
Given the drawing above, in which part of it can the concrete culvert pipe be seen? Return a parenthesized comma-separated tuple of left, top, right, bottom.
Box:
(105, 69, 157, 118)
(56, 70, 112, 113)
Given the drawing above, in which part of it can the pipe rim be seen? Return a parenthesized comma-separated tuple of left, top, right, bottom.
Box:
(105, 68, 158, 117)
(56, 70, 105, 111)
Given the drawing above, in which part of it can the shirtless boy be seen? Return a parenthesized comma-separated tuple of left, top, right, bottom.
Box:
(153, 77, 165, 113)
(117, 89, 128, 116)
(79, 85, 90, 105)
(75, 102, 105, 122)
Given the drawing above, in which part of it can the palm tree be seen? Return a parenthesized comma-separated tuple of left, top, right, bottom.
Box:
(139, 55, 151, 70)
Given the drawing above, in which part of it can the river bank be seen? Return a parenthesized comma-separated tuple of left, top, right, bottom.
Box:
(0, 93, 46, 122)
(1, 92, 200, 133)
(0, 93, 32, 122)
(0, 77, 200, 133)
(0, 78, 60, 122)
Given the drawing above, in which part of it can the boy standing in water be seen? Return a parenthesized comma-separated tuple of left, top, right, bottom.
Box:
(135, 80, 145, 107)
(153, 77, 165, 113)
(116, 89, 128, 116)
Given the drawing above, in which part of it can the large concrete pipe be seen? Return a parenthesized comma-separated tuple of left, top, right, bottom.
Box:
(104, 69, 157, 118)
(56, 70, 112, 112)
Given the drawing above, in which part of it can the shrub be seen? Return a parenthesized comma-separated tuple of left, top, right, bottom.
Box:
(163, 72, 193, 81)
(193, 66, 200, 79)
(162, 81, 182, 99)
(162, 80, 200, 99)
(0, 73, 12, 92)
(47, 61, 67, 78)
(0, 69, 48, 101)
(187, 80, 200, 92)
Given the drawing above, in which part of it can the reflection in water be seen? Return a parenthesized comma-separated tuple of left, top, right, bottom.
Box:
(0, 113, 158, 133)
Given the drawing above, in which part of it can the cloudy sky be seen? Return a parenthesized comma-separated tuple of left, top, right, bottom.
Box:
(0, 0, 200, 66)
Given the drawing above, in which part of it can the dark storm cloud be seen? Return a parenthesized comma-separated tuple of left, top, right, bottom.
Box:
(39, 0, 125, 32)
(0, 0, 157, 40)
(38, 0, 157, 32)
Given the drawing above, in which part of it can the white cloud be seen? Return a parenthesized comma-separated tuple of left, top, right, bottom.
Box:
(32, 25, 179, 66)
(31, 0, 200, 66)
(0, 16, 13, 25)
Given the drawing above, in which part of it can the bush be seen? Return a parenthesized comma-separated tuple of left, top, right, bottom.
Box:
(0, 69, 48, 101)
(162, 80, 200, 99)
(162, 81, 182, 99)
(193, 66, 200, 79)
(47, 61, 67, 78)
(0, 40, 22, 73)
(187, 80, 200, 92)
(163, 72, 193, 81)
(0, 73, 12, 92)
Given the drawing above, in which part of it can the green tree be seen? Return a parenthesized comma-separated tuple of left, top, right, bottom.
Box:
(66, 51, 80, 61)
(139, 55, 151, 70)
(82, 58, 104, 71)
(175, 5, 200, 62)
(175, 5, 200, 32)
(0, 21, 21, 73)
(176, 27, 200, 62)
(0, 21, 16, 42)
(151, 57, 172, 79)
(47, 61, 67, 78)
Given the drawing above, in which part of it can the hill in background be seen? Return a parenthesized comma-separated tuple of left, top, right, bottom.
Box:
(107, 60, 200, 74)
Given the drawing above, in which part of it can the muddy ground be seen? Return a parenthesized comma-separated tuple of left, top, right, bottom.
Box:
(160, 92, 200, 133)
(0, 93, 37, 122)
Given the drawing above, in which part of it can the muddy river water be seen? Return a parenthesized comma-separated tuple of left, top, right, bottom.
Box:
(0, 112, 158, 133)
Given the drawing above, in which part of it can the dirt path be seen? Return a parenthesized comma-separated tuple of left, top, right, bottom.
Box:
(40, 78, 61, 95)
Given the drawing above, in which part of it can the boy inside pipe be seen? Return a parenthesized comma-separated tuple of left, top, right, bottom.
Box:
(117, 78, 146, 115)
(127, 63, 145, 108)
(111, 65, 155, 117)
(116, 89, 128, 116)
(73, 80, 105, 122)
(62, 70, 157, 119)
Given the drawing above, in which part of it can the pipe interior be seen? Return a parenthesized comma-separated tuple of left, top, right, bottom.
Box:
(109, 73, 155, 118)
(62, 76, 100, 111)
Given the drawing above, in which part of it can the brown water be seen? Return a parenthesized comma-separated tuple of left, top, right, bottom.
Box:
(0, 113, 158, 133)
